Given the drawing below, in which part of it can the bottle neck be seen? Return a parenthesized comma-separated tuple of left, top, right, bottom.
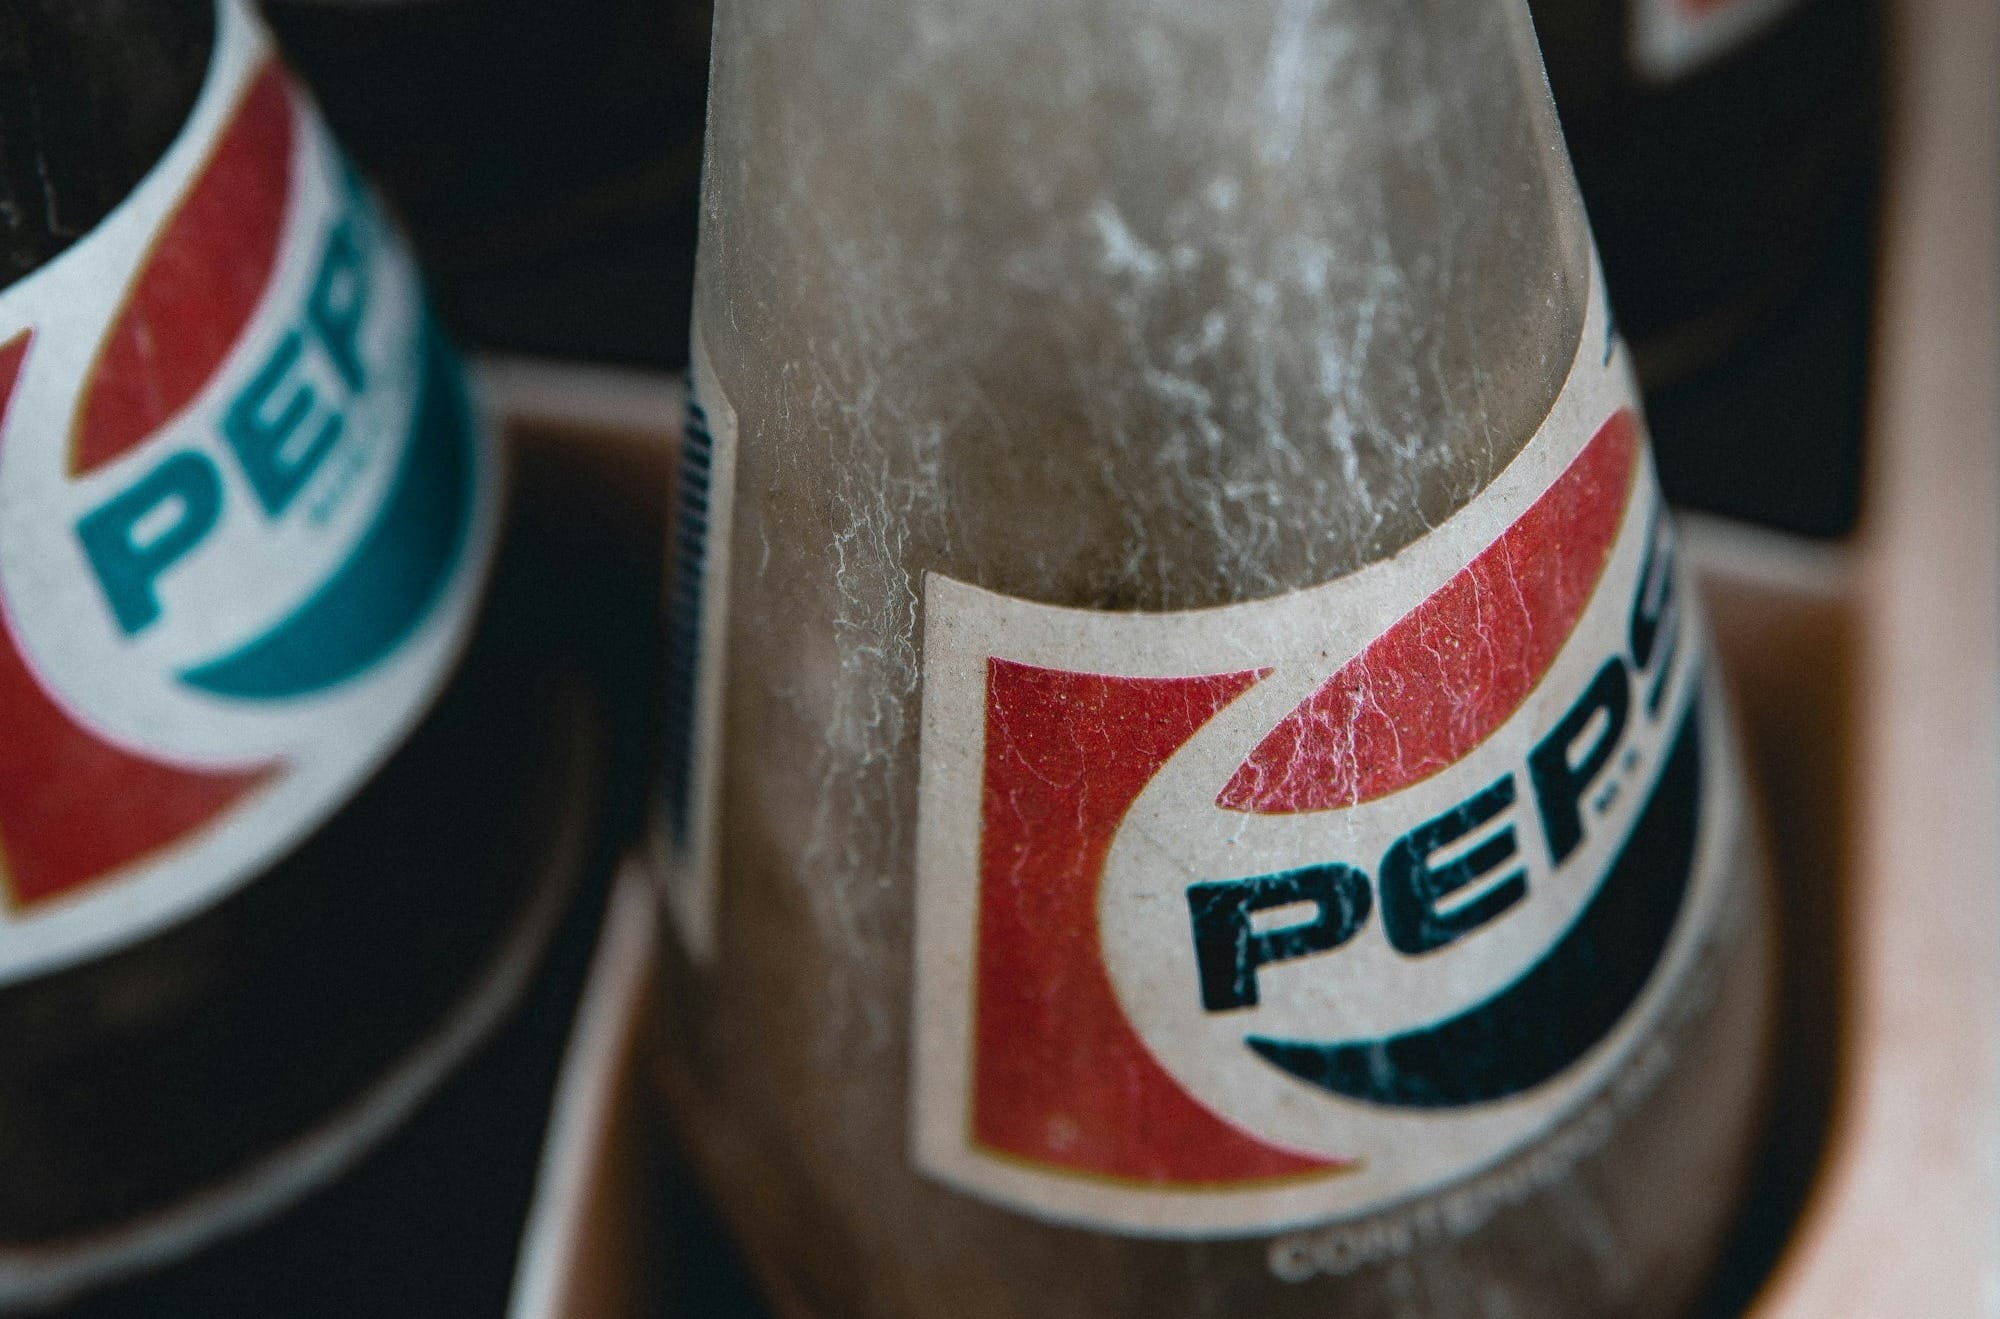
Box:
(0, 0, 214, 289)
(699, 0, 1596, 607)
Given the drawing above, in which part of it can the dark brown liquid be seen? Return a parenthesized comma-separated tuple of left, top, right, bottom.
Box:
(0, 506, 560, 1241)
(0, 1, 214, 286)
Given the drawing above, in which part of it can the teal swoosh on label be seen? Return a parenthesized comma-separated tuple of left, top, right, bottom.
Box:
(181, 318, 478, 700)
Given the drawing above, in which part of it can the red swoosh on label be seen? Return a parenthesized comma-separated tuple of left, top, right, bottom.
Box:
(0, 332, 276, 911)
(70, 60, 295, 475)
(1217, 410, 1639, 815)
(974, 658, 1345, 1183)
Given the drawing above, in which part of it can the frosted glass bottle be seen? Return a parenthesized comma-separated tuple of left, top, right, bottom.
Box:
(655, 2, 1775, 1315)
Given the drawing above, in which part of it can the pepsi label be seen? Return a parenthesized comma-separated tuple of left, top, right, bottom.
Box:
(0, 0, 497, 986)
(908, 264, 1738, 1237)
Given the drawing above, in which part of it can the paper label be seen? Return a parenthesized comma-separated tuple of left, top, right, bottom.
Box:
(909, 268, 1737, 1236)
(1629, 0, 1806, 81)
(654, 327, 736, 961)
(0, 0, 497, 985)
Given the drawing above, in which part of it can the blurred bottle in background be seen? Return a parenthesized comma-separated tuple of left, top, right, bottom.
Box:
(655, 0, 1775, 1316)
(0, 0, 598, 1305)
(262, 0, 711, 370)
(1530, 0, 1883, 536)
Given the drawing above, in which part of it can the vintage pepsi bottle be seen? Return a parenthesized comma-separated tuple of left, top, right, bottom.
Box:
(0, 0, 582, 1304)
(655, 0, 1778, 1315)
